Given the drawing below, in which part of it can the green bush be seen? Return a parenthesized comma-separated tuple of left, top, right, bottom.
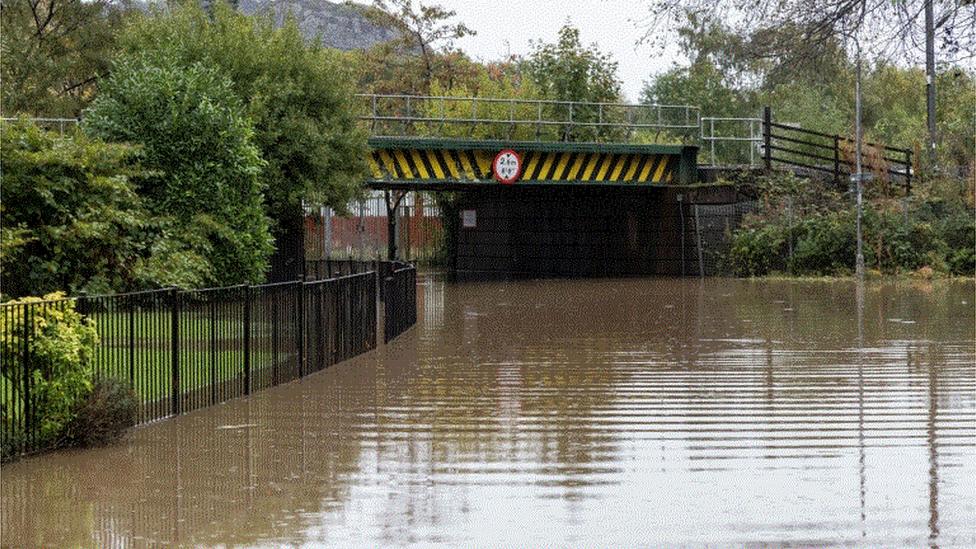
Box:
(723, 173, 975, 277)
(0, 121, 150, 297)
(64, 377, 138, 447)
(0, 119, 230, 297)
(0, 293, 98, 450)
(790, 213, 856, 275)
(83, 52, 273, 286)
(118, 1, 368, 236)
(723, 223, 787, 276)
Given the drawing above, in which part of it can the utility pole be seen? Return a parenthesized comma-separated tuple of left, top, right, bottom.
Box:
(924, 0, 938, 168)
(854, 39, 865, 280)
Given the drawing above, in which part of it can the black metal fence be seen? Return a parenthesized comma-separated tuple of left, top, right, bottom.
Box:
(304, 259, 419, 344)
(384, 265, 418, 343)
(1, 262, 416, 460)
(762, 106, 913, 194)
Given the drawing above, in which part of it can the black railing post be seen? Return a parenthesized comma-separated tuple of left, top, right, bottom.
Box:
(22, 303, 31, 451)
(243, 285, 251, 396)
(209, 299, 217, 405)
(297, 282, 305, 378)
(171, 289, 180, 416)
(317, 283, 324, 371)
(128, 300, 135, 386)
(905, 150, 913, 196)
(762, 106, 772, 170)
(271, 290, 279, 386)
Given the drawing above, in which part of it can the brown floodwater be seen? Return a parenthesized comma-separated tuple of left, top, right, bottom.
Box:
(1, 277, 974, 547)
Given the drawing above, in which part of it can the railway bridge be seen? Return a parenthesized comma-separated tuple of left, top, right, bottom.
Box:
(321, 95, 913, 279)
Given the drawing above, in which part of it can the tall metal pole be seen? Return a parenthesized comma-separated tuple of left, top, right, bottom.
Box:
(855, 39, 865, 280)
(924, 0, 938, 167)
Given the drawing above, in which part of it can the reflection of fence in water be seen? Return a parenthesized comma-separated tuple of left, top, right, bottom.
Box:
(1, 392, 369, 547)
(420, 276, 445, 331)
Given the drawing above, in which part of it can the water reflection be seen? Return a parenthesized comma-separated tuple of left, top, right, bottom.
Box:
(1, 277, 974, 547)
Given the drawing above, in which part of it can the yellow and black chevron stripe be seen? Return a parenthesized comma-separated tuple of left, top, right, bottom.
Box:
(369, 149, 493, 181)
(518, 151, 675, 183)
(368, 149, 676, 184)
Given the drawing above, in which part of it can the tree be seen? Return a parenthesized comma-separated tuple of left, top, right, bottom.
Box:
(640, 1, 974, 65)
(0, 0, 129, 117)
(643, 60, 750, 118)
(642, 59, 755, 153)
(357, 0, 475, 94)
(83, 52, 273, 286)
(523, 24, 623, 141)
(638, 0, 976, 170)
(118, 2, 369, 279)
(0, 120, 158, 297)
(524, 24, 622, 105)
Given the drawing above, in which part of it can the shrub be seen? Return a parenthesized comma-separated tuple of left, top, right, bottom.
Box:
(83, 52, 273, 286)
(723, 223, 788, 276)
(64, 377, 138, 447)
(118, 2, 368, 240)
(722, 171, 975, 277)
(0, 120, 149, 297)
(0, 120, 240, 297)
(0, 293, 97, 449)
(0, 428, 27, 463)
(789, 212, 856, 275)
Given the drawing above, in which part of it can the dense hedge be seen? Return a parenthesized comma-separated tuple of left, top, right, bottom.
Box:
(83, 52, 273, 286)
(0, 121, 155, 297)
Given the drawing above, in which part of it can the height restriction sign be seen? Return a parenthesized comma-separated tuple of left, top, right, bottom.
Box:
(492, 149, 521, 184)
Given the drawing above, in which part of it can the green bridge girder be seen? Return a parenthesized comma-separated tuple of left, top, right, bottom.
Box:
(366, 138, 699, 190)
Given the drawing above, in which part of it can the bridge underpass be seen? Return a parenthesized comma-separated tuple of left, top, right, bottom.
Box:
(365, 137, 706, 277)
(298, 94, 912, 280)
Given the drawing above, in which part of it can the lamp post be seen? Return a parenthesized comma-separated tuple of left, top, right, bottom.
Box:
(854, 37, 865, 280)
(924, 0, 937, 167)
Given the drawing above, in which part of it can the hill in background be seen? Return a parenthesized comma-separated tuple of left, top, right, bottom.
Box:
(236, 0, 398, 50)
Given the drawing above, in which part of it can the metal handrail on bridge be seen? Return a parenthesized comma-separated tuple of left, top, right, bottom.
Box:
(700, 117, 762, 166)
(1, 117, 79, 136)
(357, 93, 701, 143)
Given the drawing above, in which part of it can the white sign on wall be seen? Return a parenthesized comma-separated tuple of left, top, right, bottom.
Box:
(461, 209, 477, 228)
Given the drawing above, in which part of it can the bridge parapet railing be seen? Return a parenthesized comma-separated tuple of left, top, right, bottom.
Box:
(1, 117, 79, 137)
(700, 117, 763, 166)
(357, 93, 701, 144)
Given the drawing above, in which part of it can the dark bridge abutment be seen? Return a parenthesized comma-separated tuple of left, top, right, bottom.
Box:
(451, 185, 744, 279)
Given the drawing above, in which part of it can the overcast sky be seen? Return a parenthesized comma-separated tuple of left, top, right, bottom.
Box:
(435, 0, 684, 102)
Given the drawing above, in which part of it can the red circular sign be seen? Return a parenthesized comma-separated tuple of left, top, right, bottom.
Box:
(492, 149, 522, 184)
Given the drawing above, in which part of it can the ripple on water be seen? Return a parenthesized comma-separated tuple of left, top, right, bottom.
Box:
(1, 277, 974, 547)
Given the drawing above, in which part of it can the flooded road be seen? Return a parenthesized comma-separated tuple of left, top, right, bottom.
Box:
(2, 277, 974, 547)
